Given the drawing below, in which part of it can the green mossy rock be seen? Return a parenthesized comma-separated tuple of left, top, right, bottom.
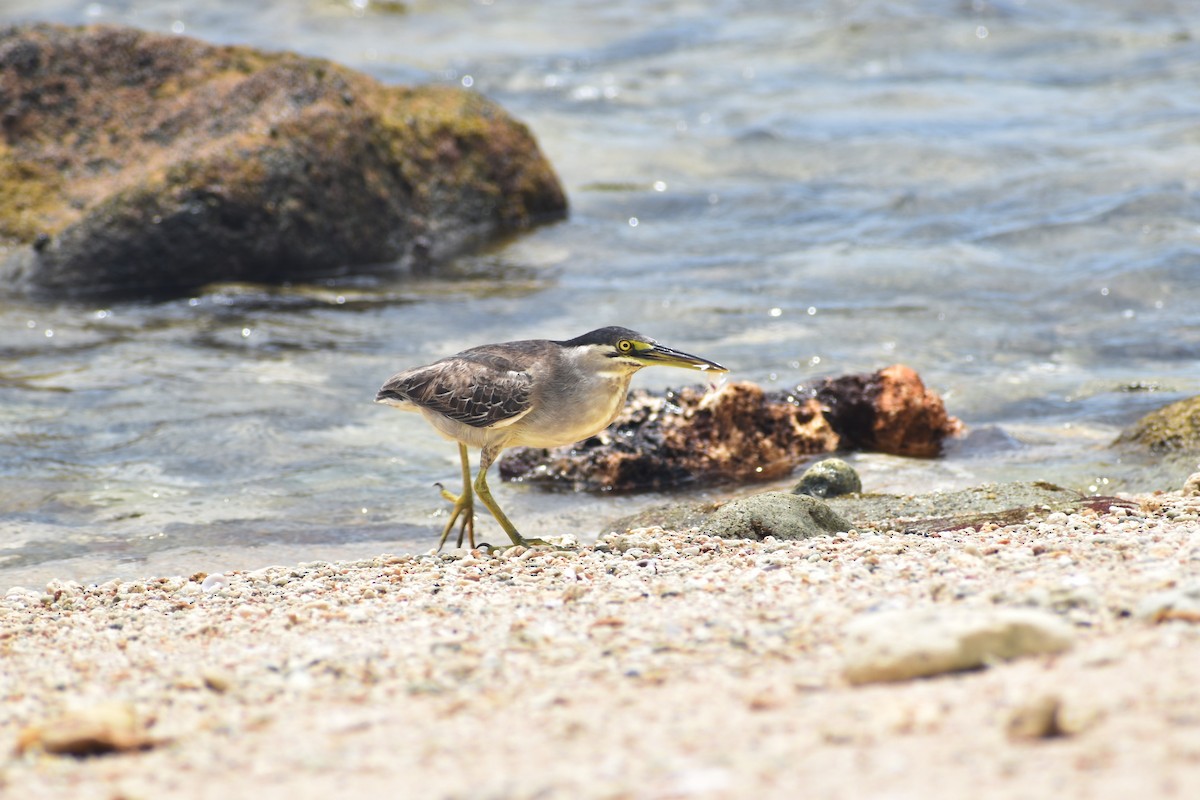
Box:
(0, 23, 566, 297)
(792, 457, 862, 498)
(700, 492, 852, 541)
(1116, 395, 1200, 454)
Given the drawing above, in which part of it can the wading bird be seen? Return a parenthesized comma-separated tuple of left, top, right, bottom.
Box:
(376, 326, 727, 550)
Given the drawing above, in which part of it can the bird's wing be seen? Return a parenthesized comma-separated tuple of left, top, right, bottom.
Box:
(378, 350, 534, 429)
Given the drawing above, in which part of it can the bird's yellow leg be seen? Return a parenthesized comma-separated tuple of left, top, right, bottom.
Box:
(436, 443, 475, 550)
(474, 446, 548, 549)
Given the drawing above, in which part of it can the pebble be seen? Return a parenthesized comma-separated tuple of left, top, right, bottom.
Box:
(201, 573, 228, 593)
(792, 457, 863, 498)
(16, 702, 159, 756)
(1006, 694, 1067, 740)
(3, 491, 1200, 797)
(842, 606, 1075, 684)
(1136, 584, 1200, 623)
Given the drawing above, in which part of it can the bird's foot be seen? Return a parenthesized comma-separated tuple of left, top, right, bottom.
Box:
(514, 535, 551, 548)
(434, 482, 475, 550)
(476, 535, 577, 554)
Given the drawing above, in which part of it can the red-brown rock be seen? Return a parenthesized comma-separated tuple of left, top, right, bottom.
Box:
(500, 366, 963, 492)
(499, 381, 838, 491)
(810, 365, 964, 458)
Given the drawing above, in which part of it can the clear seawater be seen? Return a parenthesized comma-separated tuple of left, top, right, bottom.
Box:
(2, 0, 1199, 586)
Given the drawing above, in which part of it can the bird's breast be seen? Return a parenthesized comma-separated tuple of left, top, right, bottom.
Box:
(508, 370, 634, 449)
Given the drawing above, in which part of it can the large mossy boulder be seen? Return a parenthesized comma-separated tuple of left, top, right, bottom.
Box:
(1116, 395, 1200, 454)
(0, 23, 567, 298)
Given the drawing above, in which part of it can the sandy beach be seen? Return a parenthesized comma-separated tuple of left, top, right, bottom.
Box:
(3, 491, 1200, 799)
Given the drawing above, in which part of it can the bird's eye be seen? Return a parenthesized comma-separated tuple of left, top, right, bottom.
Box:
(617, 339, 633, 353)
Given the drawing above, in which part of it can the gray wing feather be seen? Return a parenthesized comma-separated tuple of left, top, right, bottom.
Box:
(377, 349, 534, 428)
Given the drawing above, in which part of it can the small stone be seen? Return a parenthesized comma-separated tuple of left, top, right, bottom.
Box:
(202, 670, 235, 693)
(1007, 694, 1098, 740)
(1136, 584, 1200, 623)
(501, 546, 528, 560)
(842, 606, 1075, 685)
(1006, 695, 1066, 741)
(792, 457, 862, 498)
(16, 703, 159, 756)
(200, 574, 227, 593)
(4, 587, 39, 603)
(1183, 472, 1200, 497)
(562, 584, 589, 603)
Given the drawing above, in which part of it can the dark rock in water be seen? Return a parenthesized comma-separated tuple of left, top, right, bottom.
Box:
(806, 364, 964, 458)
(0, 23, 566, 298)
(1115, 395, 1200, 454)
(700, 492, 852, 541)
(792, 457, 862, 498)
(499, 381, 839, 492)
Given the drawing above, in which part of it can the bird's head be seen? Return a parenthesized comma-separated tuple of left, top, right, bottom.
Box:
(559, 326, 728, 374)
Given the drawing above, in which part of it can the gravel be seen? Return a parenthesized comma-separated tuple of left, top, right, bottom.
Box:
(2, 492, 1200, 798)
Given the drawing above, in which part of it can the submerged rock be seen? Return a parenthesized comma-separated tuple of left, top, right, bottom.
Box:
(1115, 395, 1200, 454)
(0, 23, 566, 298)
(699, 492, 851, 541)
(501, 367, 961, 493)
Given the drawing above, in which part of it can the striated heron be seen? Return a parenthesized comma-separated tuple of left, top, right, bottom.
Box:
(375, 326, 728, 550)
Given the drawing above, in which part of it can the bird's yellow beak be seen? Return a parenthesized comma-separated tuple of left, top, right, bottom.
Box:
(633, 341, 728, 373)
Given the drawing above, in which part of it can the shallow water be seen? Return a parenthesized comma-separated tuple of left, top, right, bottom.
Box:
(2, 0, 1199, 587)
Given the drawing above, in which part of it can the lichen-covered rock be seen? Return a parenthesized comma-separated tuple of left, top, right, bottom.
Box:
(0, 23, 566, 297)
(1115, 395, 1200, 454)
(500, 381, 839, 491)
(700, 492, 852, 541)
